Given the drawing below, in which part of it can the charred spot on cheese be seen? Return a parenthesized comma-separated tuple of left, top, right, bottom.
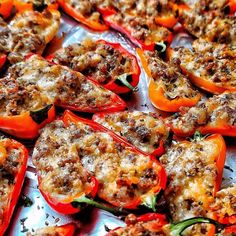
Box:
(93, 111, 169, 154)
(30, 104, 53, 124)
(0, 139, 23, 224)
(168, 92, 236, 134)
(145, 51, 199, 99)
(52, 38, 135, 86)
(33, 119, 162, 207)
(170, 39, 236, 88)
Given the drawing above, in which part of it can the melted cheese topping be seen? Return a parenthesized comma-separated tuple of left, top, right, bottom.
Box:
(171, 39, 236, 87)
(0, 55, 117, 116)
(33, 120, 162, 207)
(52, 38, 134, 85)
(66, 0, 102, 23)
(106, 13, 171, 44)
(160, 139, 218, 222)
(0, 9, 60, 63)
(169, 92, 236, 134)
(209, 185, 236, 219)
(93, 111, 169, 153)
(0, 139, 23, 225)
(182, 9, 236, 46)
(145, 51, 199, 99)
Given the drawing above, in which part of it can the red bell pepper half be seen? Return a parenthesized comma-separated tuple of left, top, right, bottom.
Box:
(0, 0, 13, 19)
(47, 39, 141, 94)
(107, 213, 235, 236)
(99, 8, 173, 51)
(0, 138, 28, 235)
(0, 53, 6, 69)
(63, 110, 167, 211)
(0, 104, 56, 139)
(92, 111, 167, 157)
(57, 0, 108, 31)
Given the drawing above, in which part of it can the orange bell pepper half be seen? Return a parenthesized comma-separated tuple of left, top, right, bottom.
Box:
(0, 105, 55, 139)
(228, 0, 236, 13)
(167, 46, 236, 95)
(57, 0, 108, 31)
(0, 0, 13, 18)
(137, 48, 201, 112)
(13, 0, 58, 12)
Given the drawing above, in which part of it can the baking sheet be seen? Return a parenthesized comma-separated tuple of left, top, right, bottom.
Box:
(6, 12, 236, 236)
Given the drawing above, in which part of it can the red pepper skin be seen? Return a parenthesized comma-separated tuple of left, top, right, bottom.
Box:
(47, 40, 141, 94)
(100, 8, 173, 51)
(223, 224, 236, 234)
(0, 54, 6, 69)
(63, 110, 167, 209)
(57, 0, 108, 31)
(92, 112, 165, 157)
(52, 223, 77, 236)
(0, 139, 28, 235)
(39, 175, 98, 215)
(0, 105, 56, 139)
(0, 0, 13, 19)
(229, 0, 236, 13)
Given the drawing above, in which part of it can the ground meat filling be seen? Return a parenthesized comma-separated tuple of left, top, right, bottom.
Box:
(0, 55, 116, 116)
(159, 139, 218, 234)
(168, 92, 236, 134)
(93, 111, 169, 153)
(0, 9, 59, 63)
(171, 39, 236, 87)
(52, 38, 134, 85)
(67, 0, 103, 24)
(108, 214, 167, 236)
(182, 10, 236, 46)
(106, 13, 171, 44)
(209, 185, 236, 220)
(145, 51, 199, 99)
(33, 120, 161, 207)
(0, 140, 22, 225)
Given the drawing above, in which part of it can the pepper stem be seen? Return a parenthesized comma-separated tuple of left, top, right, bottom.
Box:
(170, 217, 222, 236)
(116, 74, 139, 92)
(141, 195, 157, 212)
(73, 195, 123, 214)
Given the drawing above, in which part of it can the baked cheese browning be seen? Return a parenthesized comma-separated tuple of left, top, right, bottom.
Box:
(145, 51, 199, 100)
(110, 0, 174, 20)
(168, 92, 236, 135)
(52, 38, 134, 85)
(170, 39, 236, 88)
(160, 140, 220, 220)
(159, 140, 219, 234)
(182, 9, 236, 46)
(9, 9, 60, 44)
(2, 54, 120, 115)
(0, 139, 23, 224)
(209, 185, 236, 221)
(65, 0, 104, 24)
(93, 111, 169, 154)
(33, 120, 163, 207)
(106, 13, 171, 45)
(0, 9, 60, 63)
(108, 214, 167, 236)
